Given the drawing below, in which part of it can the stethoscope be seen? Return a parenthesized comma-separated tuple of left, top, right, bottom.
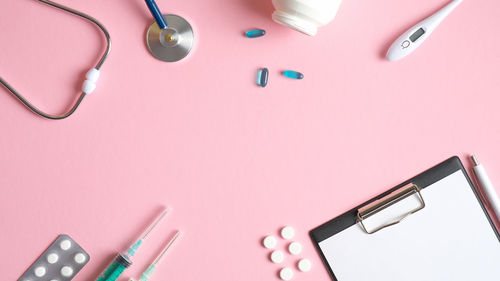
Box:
(0, 0, 111, 120)
(1, 0, 194, 120)
(144, 0, 195, 62)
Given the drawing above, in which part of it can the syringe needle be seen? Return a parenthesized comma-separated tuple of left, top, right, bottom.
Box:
(134, 231, 181, 281)
(141, 208, 170, 240)
(127, 208, 170, 257)
(152, 230, 181, 265)
(97, 208, 171, 281)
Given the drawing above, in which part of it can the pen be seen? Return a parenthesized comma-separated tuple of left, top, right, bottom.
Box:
(471, 155, 500, 222)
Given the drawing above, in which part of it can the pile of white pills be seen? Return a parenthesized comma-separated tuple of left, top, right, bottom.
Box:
(262, 226, 312, 280)
(19, 234, 89, 281)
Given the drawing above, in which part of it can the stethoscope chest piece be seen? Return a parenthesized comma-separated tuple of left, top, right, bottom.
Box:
(146, 14, 194, 62)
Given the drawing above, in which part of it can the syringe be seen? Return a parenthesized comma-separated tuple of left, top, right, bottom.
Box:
(130, 230, 181, 281)
(96, 208, 170, 281)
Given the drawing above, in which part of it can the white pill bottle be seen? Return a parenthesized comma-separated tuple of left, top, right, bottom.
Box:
(271, 0, 342, 36)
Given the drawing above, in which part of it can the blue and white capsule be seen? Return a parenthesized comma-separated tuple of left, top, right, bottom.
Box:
(257, 68, 269, 87)
(246, 29, 266, 38)
(283, 70, 304, 79)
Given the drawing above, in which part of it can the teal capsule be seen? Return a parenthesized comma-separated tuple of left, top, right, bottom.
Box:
(283, 70, 304, 79)
(257, 68, 269, 87)
(246, 29, 266, 38)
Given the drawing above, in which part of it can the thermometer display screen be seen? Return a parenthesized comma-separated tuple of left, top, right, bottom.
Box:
(410, 28, 425, 42)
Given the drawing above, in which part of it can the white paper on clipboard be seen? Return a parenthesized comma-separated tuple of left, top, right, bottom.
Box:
(318, 170, 500, 281)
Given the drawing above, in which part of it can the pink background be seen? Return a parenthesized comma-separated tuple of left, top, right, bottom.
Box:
(1, 0, 500, 280)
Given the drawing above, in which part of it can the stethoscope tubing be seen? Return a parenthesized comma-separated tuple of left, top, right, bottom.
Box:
(144, 0, 168, 29)
(0, 0, 112, 120)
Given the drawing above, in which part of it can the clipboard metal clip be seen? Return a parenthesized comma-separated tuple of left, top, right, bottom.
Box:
(357, 183, 425, 234)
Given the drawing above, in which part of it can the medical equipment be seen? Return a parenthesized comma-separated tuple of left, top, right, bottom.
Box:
(18, 234, 89, 281)
(261, 226, 314, 280)
(245, 29, 266, 38)
(263, 235, 278, 249)
(386, 0, 462, 61)
(271, 0, 342, 36)
(281, 226, 295, 240)
(144, 0, 195, 62)
(0, 0, 111, 119)
(271, 250, 285, 264)
(129, 230, 181, 281)
(297, 258, 312, 272)
(256, 68, 269, 87)
(95, 209, 169, 281)
(283, 70, 304, 80)
(280, 267, 294, 281)
(288, 241, 302, 255)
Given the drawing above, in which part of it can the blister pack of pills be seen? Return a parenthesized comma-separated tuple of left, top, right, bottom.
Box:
(18, 234, 90, 281)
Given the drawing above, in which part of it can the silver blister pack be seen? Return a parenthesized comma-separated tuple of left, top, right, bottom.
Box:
(18, 234, 90, 281)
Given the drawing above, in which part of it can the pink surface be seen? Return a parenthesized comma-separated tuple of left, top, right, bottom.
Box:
(1, 0, 500, 280)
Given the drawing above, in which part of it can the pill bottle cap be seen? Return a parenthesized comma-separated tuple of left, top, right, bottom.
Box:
(271, 0, 342, 36)
(272, 11, 318, 36)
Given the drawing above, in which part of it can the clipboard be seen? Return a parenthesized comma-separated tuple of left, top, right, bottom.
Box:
(310, 156, 500, 281)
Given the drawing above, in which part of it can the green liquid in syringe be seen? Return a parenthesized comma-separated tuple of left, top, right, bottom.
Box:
(94, 209, 169, 281)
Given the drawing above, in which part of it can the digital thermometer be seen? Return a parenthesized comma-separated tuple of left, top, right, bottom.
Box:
(386, 0, 462, 61)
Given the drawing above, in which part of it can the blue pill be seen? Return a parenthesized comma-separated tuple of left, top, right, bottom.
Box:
(257, 68, 269, 87)
(246, 29, 266, 38)
(283, 70, 304, 79)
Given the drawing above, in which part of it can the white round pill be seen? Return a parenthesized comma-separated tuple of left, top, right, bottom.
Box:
(288, 241, 302, 255)
(279, 267, 294, 281)
(270, 250, 285, 263)
(60, 239, 72, 250)
(34, 266, 46, 277)
(298, 258, 312, 272)
(263, 235, 277, 249)
(61, 266, 74, 277)
(281, 226, 295, 240)
(47, 253, 59, 264)
(74, 253, 86, 264)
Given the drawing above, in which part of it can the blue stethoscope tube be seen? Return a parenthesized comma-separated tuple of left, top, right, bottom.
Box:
(144, 0, 168, 29)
